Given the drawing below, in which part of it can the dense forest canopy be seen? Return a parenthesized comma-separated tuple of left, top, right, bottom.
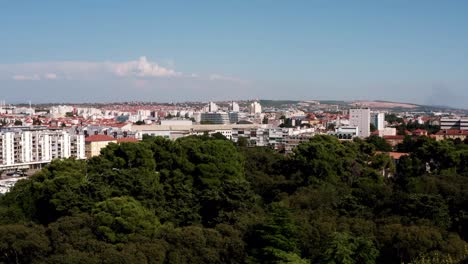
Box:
(0, 135, 467, 263)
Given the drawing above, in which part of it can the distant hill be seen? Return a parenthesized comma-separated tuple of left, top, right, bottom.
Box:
(259, 100, 300, 108)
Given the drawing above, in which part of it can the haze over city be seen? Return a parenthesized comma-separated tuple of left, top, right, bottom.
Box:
(1, 1, 468, 108)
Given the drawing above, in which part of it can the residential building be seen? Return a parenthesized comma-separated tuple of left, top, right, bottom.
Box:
(230, 101, 240, 112)
(84, 135, 117, 158)
(434, 130, 468, 141)
(371, 112, 385, 131)
(349, 108, 371, 138)
(0, 127, 85, 171)
(249, 101, 262, 114)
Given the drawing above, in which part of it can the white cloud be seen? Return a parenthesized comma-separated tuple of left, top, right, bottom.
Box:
(12, 74, 41, 81)
(44, 73, 58, 80)
(3, 57, 246, 85)
(112, 56, 180, 78)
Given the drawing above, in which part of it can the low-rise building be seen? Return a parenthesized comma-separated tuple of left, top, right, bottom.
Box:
(434, 130, 468, 141)
(85, 135, 117, 158)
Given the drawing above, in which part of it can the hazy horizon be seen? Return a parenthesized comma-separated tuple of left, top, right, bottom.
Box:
(1, 1, 467, 108)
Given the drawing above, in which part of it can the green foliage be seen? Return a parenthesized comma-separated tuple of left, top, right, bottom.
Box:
(0, 135, 467, 263)
(366, 135, 393, 152)
(321, 232, 378, 264)
(92, 196, 160, 243)
(0, 224, 50, 264)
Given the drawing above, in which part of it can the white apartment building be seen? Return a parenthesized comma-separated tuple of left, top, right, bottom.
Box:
(203, 102, 219, 113)
(232, 126, 315, 150)
(0, 128, 85, 171)
(371, 112, 385, 131)
(230, 101, 240, 112)
(249, 101, 262, 114)
(349, 108, 371, 138)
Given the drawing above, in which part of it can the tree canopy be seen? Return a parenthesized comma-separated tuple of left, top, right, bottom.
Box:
(0, 134, 467, 263)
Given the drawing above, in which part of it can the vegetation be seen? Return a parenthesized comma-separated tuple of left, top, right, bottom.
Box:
(0, 135, 467, 263)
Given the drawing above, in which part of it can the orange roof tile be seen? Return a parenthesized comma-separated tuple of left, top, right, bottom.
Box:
(85, 135, 117, 142)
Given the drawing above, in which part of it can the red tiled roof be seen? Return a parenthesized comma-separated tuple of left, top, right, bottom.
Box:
(85, 135, 117, 142)
(117, 137, 139, 143)
(435, 130, 468, 136)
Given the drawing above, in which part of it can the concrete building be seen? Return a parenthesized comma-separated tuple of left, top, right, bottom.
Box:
(434, 130, 468, 141)
(440, 117, 468, 130)
(249, 101, 262, 114)
(230, 101, 240, 112)
(200, 112, 230, 125)
(379, 127, 397, 137)
(204, 102, 218, 113)
(330, 127, 359, 140)
(0, 127, 85, 171)
(371, 112, 385, 131)
(84, 135, 117, 158)
(349, 108, 371, 138)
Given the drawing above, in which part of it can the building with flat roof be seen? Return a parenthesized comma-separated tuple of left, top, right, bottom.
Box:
(200, 112, 230, 125)
(349, 108, 371, 138)
(0, 128, 85, 171)
(440, 117, 468, 130)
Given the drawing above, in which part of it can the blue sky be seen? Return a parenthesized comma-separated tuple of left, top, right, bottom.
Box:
(1, 1, 467, 108)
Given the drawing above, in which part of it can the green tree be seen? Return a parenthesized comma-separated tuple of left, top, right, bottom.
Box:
(366, 135, 392, 152)
(92, 196, 160, 243)
(321, 232, 378, 264)
(0, 224, 50, 264)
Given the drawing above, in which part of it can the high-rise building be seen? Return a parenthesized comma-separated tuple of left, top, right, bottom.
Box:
(204, 102, 218, 112)
(249, 101, 262, 114)
(230, 101, 240, 112)
(371, 112, 385, 131)
(349, 108, 371, 138)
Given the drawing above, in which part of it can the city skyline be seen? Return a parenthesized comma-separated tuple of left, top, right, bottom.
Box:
(1, 1, 468, 108)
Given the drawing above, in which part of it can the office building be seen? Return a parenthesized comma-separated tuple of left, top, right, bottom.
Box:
(440, 117, 468, 130)
(200, 112, 230, 124)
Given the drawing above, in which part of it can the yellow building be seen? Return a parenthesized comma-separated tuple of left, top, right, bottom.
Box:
(85, 135, 117, 158)
(434, 130, 468, 141)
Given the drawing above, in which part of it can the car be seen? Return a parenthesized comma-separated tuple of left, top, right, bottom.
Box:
(6, 171, 25, 177)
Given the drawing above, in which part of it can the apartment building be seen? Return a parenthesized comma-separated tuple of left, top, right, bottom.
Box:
(0, 127, 85, 170)
(349, 108, 371, 138)
(84, 135, 117, 158)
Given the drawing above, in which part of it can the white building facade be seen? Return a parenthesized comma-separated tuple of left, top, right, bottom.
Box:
(0, 128, 85, 170)
(349, 108, 371, 138)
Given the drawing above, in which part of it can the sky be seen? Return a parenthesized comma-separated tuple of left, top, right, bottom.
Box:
(1, 1, 467, 108)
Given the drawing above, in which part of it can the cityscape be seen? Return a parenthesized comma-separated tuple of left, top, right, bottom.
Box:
(1, 99, 467, 192)
(2, 1, 468, 263)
